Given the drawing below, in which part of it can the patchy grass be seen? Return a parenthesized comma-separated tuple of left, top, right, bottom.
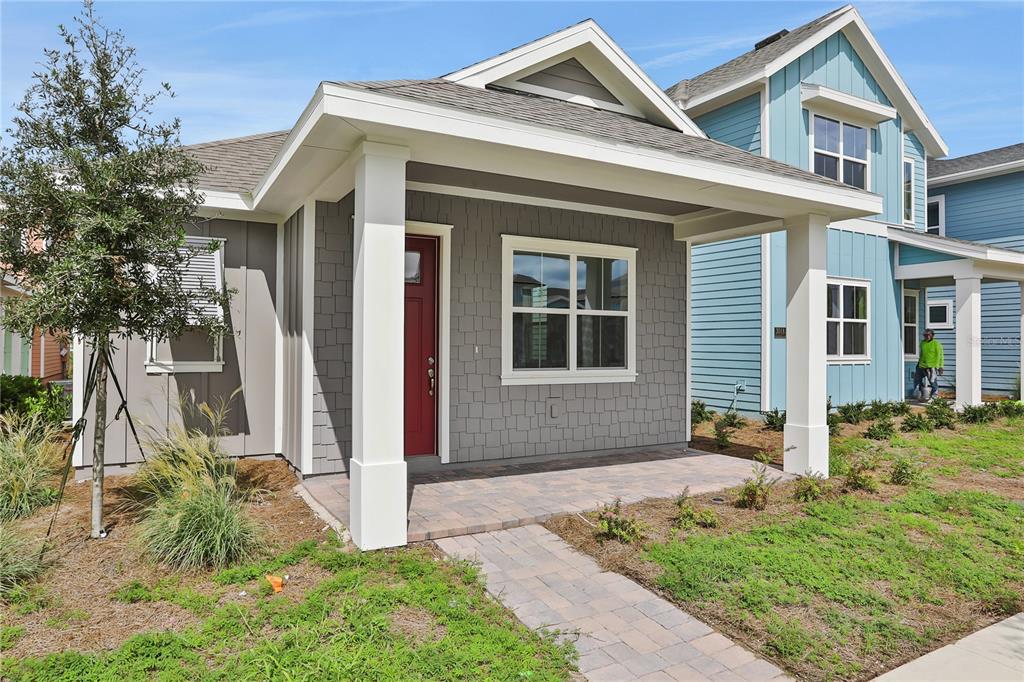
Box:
(894, 420, 1024, 478)
(2, 546, 575, 681)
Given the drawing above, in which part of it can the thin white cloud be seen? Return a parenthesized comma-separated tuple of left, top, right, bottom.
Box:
(204, 2, 414, 33)
(855, 1, 967, 31)
(638, 32, 763, 69)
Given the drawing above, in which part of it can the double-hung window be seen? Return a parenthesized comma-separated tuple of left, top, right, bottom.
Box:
(145, 235, 227, 374)
(903, 290, 919, 358)
(926, 195, 945, 235)
(903, 158, 915, 225)
(502, 235, 636, 384)
(812, 115, 868, 189)
(826, 278, 870, 362)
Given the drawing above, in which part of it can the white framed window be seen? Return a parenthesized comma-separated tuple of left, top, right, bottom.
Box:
(926, 300, 953, 330)
(810, 113, 869, 190)
(926, 195, 945, 236)
(902, 289, 919, 358)
(145, 236, 227, 374)
(826, 277, 870, 363)
(501, 235, 636, 385)
(903, 158, 915, 225)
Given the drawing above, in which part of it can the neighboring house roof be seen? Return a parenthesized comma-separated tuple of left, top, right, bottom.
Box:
(928, 143, 1024, 187)
(667, 4, 948, 158)
(186, 130, 289, 193)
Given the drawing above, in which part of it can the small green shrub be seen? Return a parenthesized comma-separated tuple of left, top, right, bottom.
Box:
(595, 498, 646, 544)
(888, 401, 911, 417)
(959, 403, 996, 424)
(735, 461, 778, 511)
(0, 413, 63, 521)
(675, 493, 720, 529)
(844, 456, 880, 493)
(889, 456, 924, 486)
(0, 525, 44, 599)
(865, 400, 894, 420)
(925, 400, 957, 429)
(997, 400, 1024, 419)
(136, 480, 266, 570)
(793, 473, 829, 502)
(23, 384, 71, 427)
(827, 411, 841, 437)
(762, 408, 786, 432)
(713, 419, 734, 449)
(837, 401, 867, 424)
(719, 409, 745, 429)
(690, 400, 714, 425)
(900, 412, 934, 433)
(0, 624, 25, 651)
(0, 375, 47, 414)
(865, 417, 896, 441)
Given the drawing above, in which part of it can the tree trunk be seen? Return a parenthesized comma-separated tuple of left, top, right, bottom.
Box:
(90, 342, 108, 539)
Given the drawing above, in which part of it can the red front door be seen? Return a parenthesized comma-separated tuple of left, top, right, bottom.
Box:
(404, 235, 438, 456)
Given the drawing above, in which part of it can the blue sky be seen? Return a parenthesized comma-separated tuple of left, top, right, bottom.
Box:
(2, 1, 1021, 157)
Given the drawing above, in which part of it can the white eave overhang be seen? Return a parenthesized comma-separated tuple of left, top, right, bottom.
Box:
(928, 159, 1024, 188)
(800, 84, 897, 126)
(889, 226, 1024, 282)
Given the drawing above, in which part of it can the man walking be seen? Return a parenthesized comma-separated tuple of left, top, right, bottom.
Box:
(914, 329, 945, 401)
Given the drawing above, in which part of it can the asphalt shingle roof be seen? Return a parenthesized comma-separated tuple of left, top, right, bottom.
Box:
(666, 5, 851, 105)
(186, 130, 288, 193)
(928, 143, 1024, 179)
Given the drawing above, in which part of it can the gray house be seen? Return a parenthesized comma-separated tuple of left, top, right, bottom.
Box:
(74, 20, 880, 549)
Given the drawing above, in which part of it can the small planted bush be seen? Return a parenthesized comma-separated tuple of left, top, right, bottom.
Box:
(595, 498, 646, 544)
(900, 412, 934, 433)
(0, 525, 44, 599)
(793, 472, 829, 502)
(0, 413, 63, 521)
(675, 492, 719, 529)
(690, 400, 714, 425)
(925, 400, 957, 429)
(827, 411, 841, 437)
(865, 417, 896, 441)
(888, 401, 912, 417)
(837, 401, 867, 424)
(844, 456, 879, 493)
(889, 456, 924, 486)
(713, 419, 734, 449)
(959, 403, 997, 424)
(719, 409, 745, 429)
(997, 400, 1024, 419)
(762, 408, 786, 432)
(865, 400, 894, 420)
(735, 458, 778, 511)
(0, 376, 69, 427)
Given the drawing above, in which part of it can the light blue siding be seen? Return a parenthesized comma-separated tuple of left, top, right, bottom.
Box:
(693, 93, 761, 154)
(691, 237, 763, 414)
(903, 132, 926, 230)
(931, 172, 1024, 242)
(768, 30, 904, 224)
(771, 229, 901, 407)
(898, 244, 961, 266)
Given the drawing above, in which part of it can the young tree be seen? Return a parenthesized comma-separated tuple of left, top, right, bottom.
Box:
(0, 1, 229, 538)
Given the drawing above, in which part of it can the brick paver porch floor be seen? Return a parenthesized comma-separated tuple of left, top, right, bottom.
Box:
(300, 447, 770, 542)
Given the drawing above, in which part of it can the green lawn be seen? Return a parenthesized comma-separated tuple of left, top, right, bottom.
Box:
(2, 544, 576, 681)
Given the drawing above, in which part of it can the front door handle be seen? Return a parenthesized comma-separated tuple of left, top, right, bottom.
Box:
(427, 363, 435, 396)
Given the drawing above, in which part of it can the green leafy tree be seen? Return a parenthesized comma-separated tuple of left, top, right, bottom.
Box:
(0, 1, 230, 538)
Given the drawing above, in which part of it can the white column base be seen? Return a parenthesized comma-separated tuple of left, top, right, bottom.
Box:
(349, 458, 408, 550)
(784, 423, 829, 477)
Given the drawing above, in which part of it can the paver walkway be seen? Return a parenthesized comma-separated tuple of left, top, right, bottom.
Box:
(303, 448, 769, 542)
(437, 526, 791, 681)
(873, 613, 1024, 681)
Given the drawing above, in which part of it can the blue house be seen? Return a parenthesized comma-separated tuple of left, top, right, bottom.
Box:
(671, 4, 1024, 414)
(924, 145, 1024, 398)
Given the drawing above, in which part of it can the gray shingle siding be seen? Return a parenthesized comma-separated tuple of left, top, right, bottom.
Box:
(310, 189, 688, 469)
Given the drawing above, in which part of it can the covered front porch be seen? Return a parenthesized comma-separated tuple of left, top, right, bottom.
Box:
(891, 229, 1024, 408)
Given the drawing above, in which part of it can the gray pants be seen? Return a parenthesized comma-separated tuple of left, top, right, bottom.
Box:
(913, 366, 939, 399)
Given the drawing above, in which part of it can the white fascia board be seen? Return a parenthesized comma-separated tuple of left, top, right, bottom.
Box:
(249, 87, 328, 208)
(443, 20, 705, 137)
(319, 83, 881, 218)
(928, 159, 1024, 188)
(682, 7, 947, 158)
(800, 84, 897, 125)
(197, 190, 283, 223)
(887, 226, 1024, 266)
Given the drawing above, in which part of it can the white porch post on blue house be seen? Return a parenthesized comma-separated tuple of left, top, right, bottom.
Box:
(783, 214, 829, 476)
(349, 141, 411, 550)
(954, 275, 983, 409)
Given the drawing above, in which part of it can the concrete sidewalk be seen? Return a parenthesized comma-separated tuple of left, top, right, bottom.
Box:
(874, 613, 1024, 681)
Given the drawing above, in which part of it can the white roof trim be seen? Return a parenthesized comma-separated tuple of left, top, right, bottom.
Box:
(887, 226, 1024, 266)
(443, 19, 706, 137)
(929, 159, 1024, 188)
(682, 6, 948, 157)
(800, 84, 897, 125)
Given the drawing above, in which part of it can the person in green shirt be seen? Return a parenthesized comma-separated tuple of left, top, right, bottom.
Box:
(914, 329, 945, 401)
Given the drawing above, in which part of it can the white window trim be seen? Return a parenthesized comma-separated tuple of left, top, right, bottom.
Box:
(144, 236, 227, 375)
(501, 235, 637, 385)
(808, 111, 872, 191)
(903, 157, 915, 226)
(926, 194, 946, 236)
(927, 300, 954, 330)
(902, 288, 919, 359)
(826, 276, 871, 364)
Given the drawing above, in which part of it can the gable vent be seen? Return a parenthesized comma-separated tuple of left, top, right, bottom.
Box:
(754, 29, 789, 51)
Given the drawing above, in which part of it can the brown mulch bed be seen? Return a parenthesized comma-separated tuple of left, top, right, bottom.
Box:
(3, 458, 329, 659)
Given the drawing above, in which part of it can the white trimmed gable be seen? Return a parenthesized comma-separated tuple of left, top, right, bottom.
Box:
(444, 20, 705, 136)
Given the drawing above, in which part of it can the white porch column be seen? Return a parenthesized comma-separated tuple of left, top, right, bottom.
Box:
(1019, 283, 1023, 398)
(783, 214, 829, 476)
(954, 275, 982, 408)
(349, 141, 410, 550)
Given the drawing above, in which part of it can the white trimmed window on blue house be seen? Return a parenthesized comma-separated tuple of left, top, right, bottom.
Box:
(811, 114, 868, 190)
(827, 278, 870, 362)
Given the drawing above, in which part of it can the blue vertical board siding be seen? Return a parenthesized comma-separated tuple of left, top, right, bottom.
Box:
(902, 132, 926, 230)
(768, 30, 903, 224)
(693, 93, 761, 154)
(691, 237, 763, 415)
(771, 229, 901, 407)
